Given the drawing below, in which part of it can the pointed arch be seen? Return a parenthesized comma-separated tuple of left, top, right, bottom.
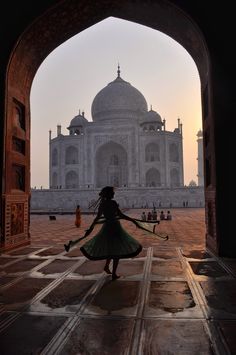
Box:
(65, 146, 78, 165)
(146, 168, 161, 187)
(95, 141, 128, 187)
(65, 171, 79, 189)
(145, 143, 160, 162)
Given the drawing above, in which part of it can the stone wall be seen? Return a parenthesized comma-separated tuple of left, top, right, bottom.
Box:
(30, 186, 205, 212)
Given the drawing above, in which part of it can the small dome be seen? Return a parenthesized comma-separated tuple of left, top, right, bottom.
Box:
(91, 67, 148, 122)
(68, 112, 88, 128)
(145, 109, 162, 122)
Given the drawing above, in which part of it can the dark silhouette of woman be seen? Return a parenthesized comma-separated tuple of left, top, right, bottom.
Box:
(64, 186, 168, 280)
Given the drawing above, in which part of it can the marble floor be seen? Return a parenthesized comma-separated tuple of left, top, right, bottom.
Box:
(0, 209, 236, 354)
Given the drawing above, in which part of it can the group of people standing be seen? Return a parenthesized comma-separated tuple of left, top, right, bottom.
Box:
(141, 209, 172, 221)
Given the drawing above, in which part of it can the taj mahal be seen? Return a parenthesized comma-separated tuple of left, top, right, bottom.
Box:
(31, 67, 204, 211)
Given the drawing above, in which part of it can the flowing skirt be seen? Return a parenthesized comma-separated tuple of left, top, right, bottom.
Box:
(80, 220, 142, 260)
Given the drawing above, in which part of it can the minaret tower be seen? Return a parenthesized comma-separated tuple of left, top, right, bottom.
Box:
(197, 129, 204, 186)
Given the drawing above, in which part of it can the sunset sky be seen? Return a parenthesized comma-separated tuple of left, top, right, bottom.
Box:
(30, 17, 202, 188)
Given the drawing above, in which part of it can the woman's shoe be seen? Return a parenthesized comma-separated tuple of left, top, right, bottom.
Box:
(112, 274, 120, 281)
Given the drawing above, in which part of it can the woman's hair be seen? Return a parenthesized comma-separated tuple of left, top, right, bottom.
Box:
(89, 186, 114, 212)
(99, 186, 114, 199)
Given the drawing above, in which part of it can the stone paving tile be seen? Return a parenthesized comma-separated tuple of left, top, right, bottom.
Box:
(0, 278, 53, 310)
(61, 318, 135, 354)
(37, 260, 76, 275)
(36, 247, 65, 256)
(146, 281, 196, 317)
(0, 276, 16, 287)
(140, 319, 213, 354)
(0, 314, 66, 355)
(200, 280, 236, 317)
(84, 280, 140, 316)
(73, 259, 106, 276)
(3, 259, 45, 274)
(189, 261, 229, 278)
(0, 257, 17, 266)
(217, 320, 236, 354)
(135, 247, 147, 258)
(0, 311, 14, 322)
(182, 249, 212, 259)
(65, 247, 84, 257)
(221, 258, 236, 276)
(5, 247, 42, 255)
(151, 260, 185, 277)
(116, 260, 144, 277)
(153, 247, 179, 259)
(40, 279, 95, 311)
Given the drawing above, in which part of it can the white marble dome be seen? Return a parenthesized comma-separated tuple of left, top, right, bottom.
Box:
(91, 69, 148, 122)
(145, 109, 162, 122)
(68, 112, 88, 128)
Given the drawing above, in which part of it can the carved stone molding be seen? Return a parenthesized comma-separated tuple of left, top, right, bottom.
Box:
(94, 135, 129, 151)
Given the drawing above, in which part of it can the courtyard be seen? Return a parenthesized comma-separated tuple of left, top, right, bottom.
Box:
(0, 209, 236, 354)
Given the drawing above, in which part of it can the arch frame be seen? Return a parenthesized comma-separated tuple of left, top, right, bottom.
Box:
(0, 0, 233, 256)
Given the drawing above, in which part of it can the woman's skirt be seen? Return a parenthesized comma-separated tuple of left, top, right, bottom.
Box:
(80, 220, 142, 260)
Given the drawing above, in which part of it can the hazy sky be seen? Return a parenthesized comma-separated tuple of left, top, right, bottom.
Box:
(30, 17, 202, 188)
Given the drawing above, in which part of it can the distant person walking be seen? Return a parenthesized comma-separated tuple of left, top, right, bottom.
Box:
(75, 205, 81, 228)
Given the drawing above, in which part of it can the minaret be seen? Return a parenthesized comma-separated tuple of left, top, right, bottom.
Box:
(197, 129, 204, 186)
(57, 124, 61, 136)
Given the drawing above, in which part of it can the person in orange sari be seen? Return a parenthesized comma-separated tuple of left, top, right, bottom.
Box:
(75, 205, 81, 228)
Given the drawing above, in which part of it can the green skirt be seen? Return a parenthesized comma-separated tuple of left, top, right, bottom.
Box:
(80, 220, 142, 260)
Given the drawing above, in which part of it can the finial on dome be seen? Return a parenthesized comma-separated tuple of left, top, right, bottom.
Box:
(79, 109, 81, 115)
(117, 63, 120, 78)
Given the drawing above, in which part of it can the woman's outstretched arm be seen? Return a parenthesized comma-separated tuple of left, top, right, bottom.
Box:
(117, 207, 139, 227)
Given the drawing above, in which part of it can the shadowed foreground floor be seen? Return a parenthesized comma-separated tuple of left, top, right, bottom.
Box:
(0, 209, 236, 354)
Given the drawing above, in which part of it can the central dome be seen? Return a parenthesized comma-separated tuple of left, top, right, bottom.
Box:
(91, 68, 148, 122)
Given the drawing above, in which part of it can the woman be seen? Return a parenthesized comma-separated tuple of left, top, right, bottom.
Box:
(75, 205, 81, 228)
(65, 186, 168, 280)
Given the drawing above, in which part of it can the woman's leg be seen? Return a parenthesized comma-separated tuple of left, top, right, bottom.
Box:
(112, 259, 120, 280)
(104, 258, 112, 274)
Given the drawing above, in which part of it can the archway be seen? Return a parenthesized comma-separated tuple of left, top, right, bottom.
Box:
(146, 168, 161, 187)
(95, 141, 128, 188)
(65, 146, 78, 165)
(145, 143, 160, 162)
(1, 0, 226, 256)
(65, 170, 79, 189)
